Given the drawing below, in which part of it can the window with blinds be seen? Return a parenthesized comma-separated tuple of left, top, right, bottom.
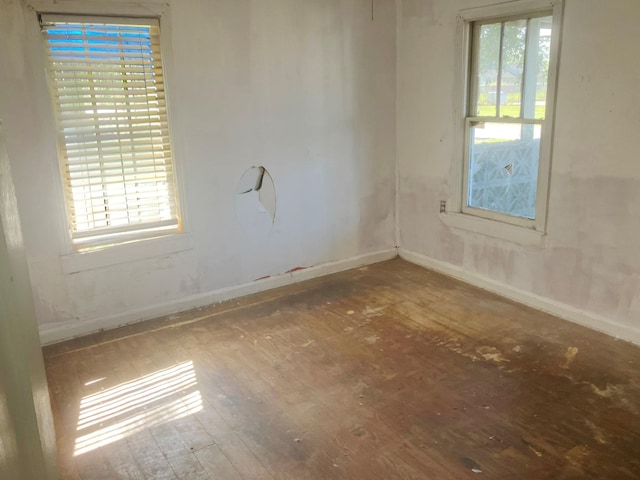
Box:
(41, 15, 180, 248)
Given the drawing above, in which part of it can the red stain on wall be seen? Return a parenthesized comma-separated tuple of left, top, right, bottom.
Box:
(287, 266, 307, 273)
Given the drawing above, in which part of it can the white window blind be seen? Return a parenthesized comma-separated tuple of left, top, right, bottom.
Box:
(41, 15, 180, 247)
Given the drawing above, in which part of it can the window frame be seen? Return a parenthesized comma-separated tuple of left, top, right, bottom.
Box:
(40, 12, 185, 251)
(447, 0, 564, 242)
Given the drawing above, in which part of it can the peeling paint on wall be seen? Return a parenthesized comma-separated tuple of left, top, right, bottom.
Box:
(235, 166, 276, 235)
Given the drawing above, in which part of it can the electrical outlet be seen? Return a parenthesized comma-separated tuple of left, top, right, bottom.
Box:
(440, 200, 446, 214)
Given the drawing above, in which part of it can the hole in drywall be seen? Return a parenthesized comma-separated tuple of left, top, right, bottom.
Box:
(235, 166, 276, 234)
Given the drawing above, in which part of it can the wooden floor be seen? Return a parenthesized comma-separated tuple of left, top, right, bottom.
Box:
(44, 259, 640, 479)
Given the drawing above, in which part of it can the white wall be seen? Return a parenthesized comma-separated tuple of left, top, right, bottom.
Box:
(0, 0, 397, 343)
(0, 123, 59, 478)
(398, 0, 640, 342)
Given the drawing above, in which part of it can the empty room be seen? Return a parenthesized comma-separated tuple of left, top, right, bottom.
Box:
(1, 0, 639, 478)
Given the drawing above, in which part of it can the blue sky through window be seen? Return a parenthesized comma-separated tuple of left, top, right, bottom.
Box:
(47, 24, 152, 58)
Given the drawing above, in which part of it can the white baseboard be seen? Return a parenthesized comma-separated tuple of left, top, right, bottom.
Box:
(399, 248, 640, 346)
(44, 246, 638, 347)
(40, 248, 399, 345)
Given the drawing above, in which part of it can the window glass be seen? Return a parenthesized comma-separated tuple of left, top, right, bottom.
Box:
(466, 12, 553, 221)
(468, 122, 541, 219)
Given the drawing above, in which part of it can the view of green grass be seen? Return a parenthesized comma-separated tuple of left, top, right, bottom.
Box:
(477, 104, 546, 119)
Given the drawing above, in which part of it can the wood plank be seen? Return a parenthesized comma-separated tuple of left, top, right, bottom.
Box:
(166, 453, 210, 480)
(194, 445, 243, 480)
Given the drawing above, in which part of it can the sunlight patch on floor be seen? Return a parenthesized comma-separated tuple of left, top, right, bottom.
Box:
(74, 361, 203, 456)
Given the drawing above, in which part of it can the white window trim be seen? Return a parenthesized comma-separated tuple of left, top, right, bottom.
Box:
(42, 15, 180, 245)
(27, 0, 169, 18)
(30, 0, 192, 263)
(441, 212, 546, 247)
(445, 0, 564, 246)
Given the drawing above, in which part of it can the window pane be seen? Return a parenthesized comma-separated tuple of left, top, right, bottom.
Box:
(527, 15, 553, 119)
(500, 19, 527, 118)
(474, 23, 501, 117)
(468, 122, 541, 219)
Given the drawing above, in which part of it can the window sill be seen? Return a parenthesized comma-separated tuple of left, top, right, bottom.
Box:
(440, 212, 546, 247)
(61, 233, 192, 274)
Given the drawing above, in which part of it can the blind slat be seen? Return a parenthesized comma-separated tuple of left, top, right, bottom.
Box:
(60, 121, 166, 133)
(49, 64, 163, 73)
(72, 206, 176, 219)
(53, 79, 163, 87)
(70, 198, 176, 213)
(66, 172, 174, 186)
(68, 168, 173, 179)
(68, 167, 172, 177)
(60, 118, 168, 130)
(63, 133, 170, 143)
(65, 145, 170, 155)
(56, 92, 166, 102)
(56, 110, 167, 123)
(64, 129, 168, 141)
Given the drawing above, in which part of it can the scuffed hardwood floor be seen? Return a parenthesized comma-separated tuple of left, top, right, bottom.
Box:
(44, 259, 640, 479)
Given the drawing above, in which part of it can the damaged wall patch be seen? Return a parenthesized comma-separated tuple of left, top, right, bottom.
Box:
(235, 166, 276, 233)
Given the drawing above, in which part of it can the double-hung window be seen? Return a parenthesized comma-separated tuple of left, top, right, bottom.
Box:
(41, 15, 180, 249)
(457, 0, 562, 236)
